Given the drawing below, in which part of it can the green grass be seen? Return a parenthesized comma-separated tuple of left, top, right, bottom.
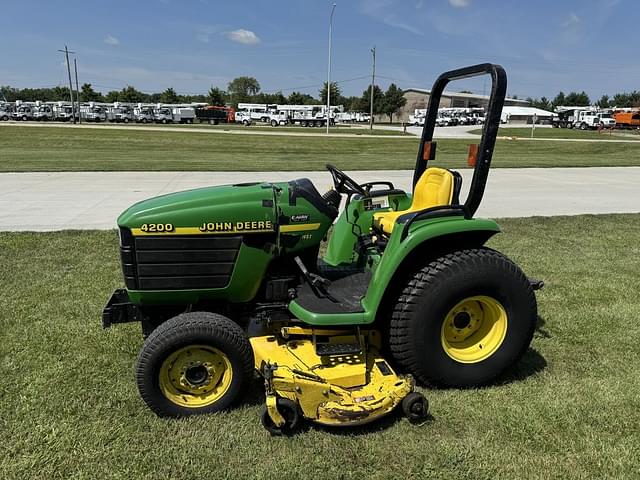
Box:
(2, 125, 640, 171)
(110, 122, 408, 136)
(1, 214, 639, 479)
(471, 126, 640, 141)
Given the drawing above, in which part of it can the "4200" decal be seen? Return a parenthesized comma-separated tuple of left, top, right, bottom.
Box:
(139, 223, 174, 233)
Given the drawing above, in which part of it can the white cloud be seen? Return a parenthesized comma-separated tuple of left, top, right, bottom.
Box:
(562, 13, 580, 27)
(104, 34, 120, 46)
(225, 29, 260, 45)
(383, 14, 423, 35)
(448, 0, 470, 7)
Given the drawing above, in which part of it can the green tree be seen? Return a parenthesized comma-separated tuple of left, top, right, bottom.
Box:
(253, 91, 287, 105)
(227, 76, 260, 105)
(80, 83, 103, 102)
(356, 85, 384, 115)
(382, 83, 406, 123)
(319, 82, 341, 105)
(552, 91, 566, 108)
(159, 87, 179, 104)
(105, 90, 120, 102)
(118, 86, 147, 103)
(527, 96, 552, 111)
(208, 87, 226, 106)
(288, 91, 316, 105)
(565, 91, 590, 106)
(596, 95, 611, 109)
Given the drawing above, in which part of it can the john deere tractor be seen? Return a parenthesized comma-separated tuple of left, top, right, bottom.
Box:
(103, 64, 542, 433)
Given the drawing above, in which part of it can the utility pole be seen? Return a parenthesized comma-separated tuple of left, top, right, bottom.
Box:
(58, 46, 76, 124)
(326, 3, 337, 135)
(369, 46, 376, 130)
(74, 58, 82, 124)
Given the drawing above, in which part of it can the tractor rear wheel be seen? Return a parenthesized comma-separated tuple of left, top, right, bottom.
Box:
(136, 311, 253, 417)
(389, 248, 536, 387)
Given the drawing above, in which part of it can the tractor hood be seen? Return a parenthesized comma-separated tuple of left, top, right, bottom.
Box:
(117, 178, 338, 248)
(118, 182, 278, 235)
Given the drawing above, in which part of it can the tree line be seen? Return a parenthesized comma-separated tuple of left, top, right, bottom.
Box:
(1, 75, 408, 122)
(527, 90, 640, 110)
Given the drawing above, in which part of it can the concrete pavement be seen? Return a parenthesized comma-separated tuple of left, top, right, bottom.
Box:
(1, 167, 639, 231)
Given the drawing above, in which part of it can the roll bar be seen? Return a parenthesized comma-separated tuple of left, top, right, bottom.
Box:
(413, 63, 507, 218)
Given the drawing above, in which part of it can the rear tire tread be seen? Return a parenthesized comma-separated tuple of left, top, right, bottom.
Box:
(389, 248, 536, 386)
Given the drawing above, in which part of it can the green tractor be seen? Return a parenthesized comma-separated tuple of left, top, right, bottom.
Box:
(103, 64, 542, 433)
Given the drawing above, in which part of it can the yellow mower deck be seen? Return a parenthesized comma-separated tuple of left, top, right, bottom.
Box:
(250, 327, 415, 428)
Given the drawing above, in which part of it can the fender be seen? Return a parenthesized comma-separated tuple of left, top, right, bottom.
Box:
(360, 215, 500, 323)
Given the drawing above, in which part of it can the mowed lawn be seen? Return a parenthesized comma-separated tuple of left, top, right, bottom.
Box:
(2, 125, 640, 171)
(472, 126, 640, 141)
(1, 214, 639, 479)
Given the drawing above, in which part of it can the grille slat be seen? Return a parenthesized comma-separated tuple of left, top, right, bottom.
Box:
(119, 230, 241, 290)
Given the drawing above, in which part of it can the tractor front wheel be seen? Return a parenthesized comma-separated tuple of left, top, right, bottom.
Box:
(390, 248, 536, 387)
(135, 311, 253, 417)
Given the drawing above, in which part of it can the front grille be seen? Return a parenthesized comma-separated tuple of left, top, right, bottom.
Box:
(119, 228, 241, 290)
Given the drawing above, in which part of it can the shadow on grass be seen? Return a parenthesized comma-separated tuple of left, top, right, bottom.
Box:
(496, 347, 547, 386)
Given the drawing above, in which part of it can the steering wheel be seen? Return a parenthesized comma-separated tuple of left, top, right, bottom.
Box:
(326, 164, 367, 197)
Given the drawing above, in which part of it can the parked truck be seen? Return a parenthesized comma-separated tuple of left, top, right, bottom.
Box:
(109, 104, 134, 123)
(32, 103, 54, 121)
(171, 107, 195, 124)
(613, 110, 640, 129)
(154, 107, 174, 124)
(551, 106, 612, 129)
(53, 103, 77, 122)
(0, 103, 15, 120)
(194, 105, 235, 125)
(134, 106, 155, 123)
(81, 104, 108, 122)
(576, 110, 616, 130)
(12, 104, 34, 121)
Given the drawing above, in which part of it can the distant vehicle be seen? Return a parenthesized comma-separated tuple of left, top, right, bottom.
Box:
(409, 114, 425, 126)
(235, 111, 252, 125)
(552, 106, 592, 128)
(12, 105, 33, 121)
(135, 106, 155, 123)
(613, 110, 640, 129)
(171, 107, 195, 124)
(194, 105, 235, 125)
(237, 103, 277, 122)
(154, 107, 174, 124)
(576, 110, 615, 130)
(0, 103, 14, 120)
(82, 105, 107, 122)
(287, 106, 334, 127)
(53, 103, 77, 122)
(32, 104, 54, 121)
(109, 105, 134, 123)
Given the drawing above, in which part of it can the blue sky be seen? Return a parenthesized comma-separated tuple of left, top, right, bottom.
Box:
(0, 0, 636, 100)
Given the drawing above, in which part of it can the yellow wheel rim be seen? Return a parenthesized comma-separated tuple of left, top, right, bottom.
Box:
(440, 296, 508, 364)
(159, 345, 233, 408)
